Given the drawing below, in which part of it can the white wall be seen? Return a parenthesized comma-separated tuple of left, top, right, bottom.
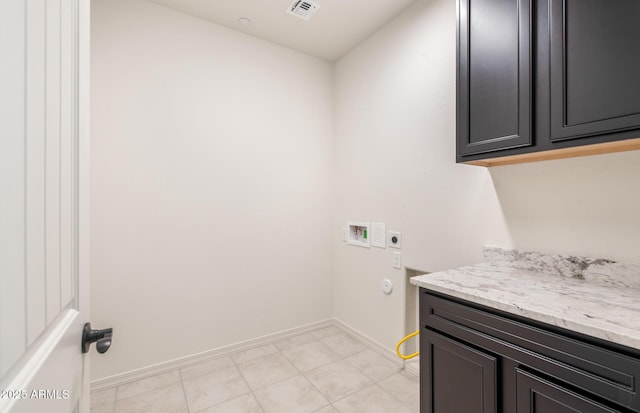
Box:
(332, 0, 512, 352)
(490, 151, 640, 263)
(332, 0, 640, 353)
(92, 0, 640, 382)
(91, 0, 334, 380)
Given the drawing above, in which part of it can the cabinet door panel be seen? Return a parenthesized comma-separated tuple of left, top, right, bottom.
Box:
(549, 0, 640, 142)
(422, 330, 497, 413)
(457, 0, 532, 157)
(516, 369, 621, 413)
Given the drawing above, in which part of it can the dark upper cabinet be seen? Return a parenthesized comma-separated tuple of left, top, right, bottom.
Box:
(457, 0, 640, 165)
(457, 0, 532, 157)
(549, 0, 640, 143)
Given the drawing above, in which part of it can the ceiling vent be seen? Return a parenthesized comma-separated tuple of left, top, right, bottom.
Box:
(286, 0, 320, 21)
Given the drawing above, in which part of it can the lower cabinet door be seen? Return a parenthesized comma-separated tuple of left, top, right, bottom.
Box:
(516, 369, 622, 413)
(422, 330, 497, 413)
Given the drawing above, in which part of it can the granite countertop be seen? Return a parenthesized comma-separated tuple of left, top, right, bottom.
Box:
(410, 247, 640, 350)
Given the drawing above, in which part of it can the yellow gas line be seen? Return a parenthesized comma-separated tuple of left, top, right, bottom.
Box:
(395, 330, 420, 360)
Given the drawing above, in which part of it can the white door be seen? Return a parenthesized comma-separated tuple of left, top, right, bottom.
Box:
(0, 0, 93, 412)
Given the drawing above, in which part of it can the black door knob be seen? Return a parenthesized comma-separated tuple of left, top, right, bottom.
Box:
(82, 322, 113, 354)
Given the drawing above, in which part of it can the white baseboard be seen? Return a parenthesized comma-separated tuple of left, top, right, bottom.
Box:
(333, 319, 419, 377)
(91, 317, 418, 392)
(90, 318, 333, 392)
(404, 356, 420, 376)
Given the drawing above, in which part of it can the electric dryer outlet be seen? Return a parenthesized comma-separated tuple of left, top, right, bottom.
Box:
(389, 231, 402, 249)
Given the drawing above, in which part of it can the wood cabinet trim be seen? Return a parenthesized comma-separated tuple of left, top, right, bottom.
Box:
(463, 137, 640, 167)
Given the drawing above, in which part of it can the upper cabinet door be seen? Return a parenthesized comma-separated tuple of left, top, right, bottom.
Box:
(457, 0, 532, 157)
(549, 0, 640, 142)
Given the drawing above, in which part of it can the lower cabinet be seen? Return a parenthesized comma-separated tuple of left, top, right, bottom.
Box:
(419, 290, 640, 413)
(422, 331, 497, 413)
(515, 369, 620, 413)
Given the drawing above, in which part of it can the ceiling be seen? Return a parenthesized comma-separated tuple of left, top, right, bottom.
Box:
(147, 0, 419, 61)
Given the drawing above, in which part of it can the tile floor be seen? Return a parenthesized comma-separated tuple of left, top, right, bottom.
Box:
(90, 325, 419, 413)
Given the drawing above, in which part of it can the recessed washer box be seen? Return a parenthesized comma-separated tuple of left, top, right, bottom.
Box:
(347, 222, 370, 248)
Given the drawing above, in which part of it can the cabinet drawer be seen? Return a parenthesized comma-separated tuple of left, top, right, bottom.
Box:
(420, 290, 640, 411)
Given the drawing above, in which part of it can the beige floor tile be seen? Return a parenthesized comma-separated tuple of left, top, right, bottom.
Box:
(312, 405, 339, 413)
(310, 325, 341, 340)
(91, 387, 117, 408)
(344, 349, 403, 382)
(237, 352, 298, 390)
(333, 384, 413, 413)
(304, 360, 372, 402)
(378, 371, 420, 412)
(180, 356, 236, 381)
(253, 375, 329, 413)
(102, 326, 421, 413)
(196, 393, 263, 413)
(274, 333, 317, 351)
(117, 371, 181, 400)
(91, 404, 115, 413)
(115, 382, 187, 413)
(231, 344, 279, 364)
(182, 364, 250, 412)
(320, 333, 367, 357)
(282, 341, 341, 372)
